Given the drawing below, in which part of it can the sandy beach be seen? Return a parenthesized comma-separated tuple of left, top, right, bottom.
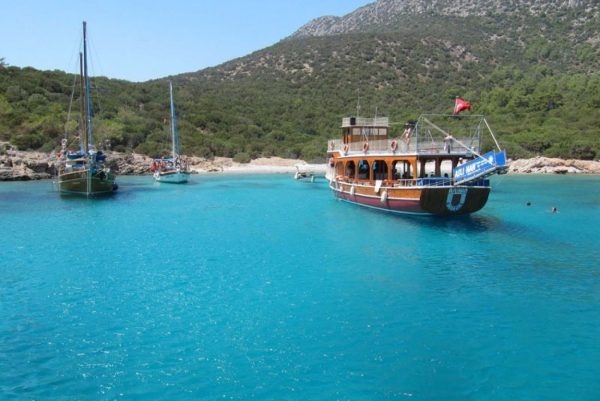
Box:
(186, 156, 326, 175)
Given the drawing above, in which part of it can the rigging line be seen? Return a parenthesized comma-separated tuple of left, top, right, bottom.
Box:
(63, 74, 78, 140)
(421, 116, 485, 159)
(86, 33, 106, 126)
(61, 33, 85, 151)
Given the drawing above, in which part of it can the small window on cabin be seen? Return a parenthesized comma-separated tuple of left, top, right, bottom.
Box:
(357, 160, 369, 180)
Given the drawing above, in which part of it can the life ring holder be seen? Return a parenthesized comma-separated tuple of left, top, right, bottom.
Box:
(363, 142, 369, 153)
(390, 140, 398, 152)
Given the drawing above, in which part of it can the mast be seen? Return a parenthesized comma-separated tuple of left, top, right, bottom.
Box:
(169, 81, 179, 159)
(79, 52, 87, 152)
(83, 21, 93, 150)
(83, 21, 92, 196)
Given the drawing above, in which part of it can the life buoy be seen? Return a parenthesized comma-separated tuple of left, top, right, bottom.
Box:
(363, 142, 369, 152)
(391, 140, 398, 152)
(343, 144, 349, 154)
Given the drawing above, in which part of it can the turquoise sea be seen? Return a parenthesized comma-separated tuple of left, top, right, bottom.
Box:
(1, 174, 599, 401)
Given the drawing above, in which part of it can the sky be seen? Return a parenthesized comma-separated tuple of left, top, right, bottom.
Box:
(1, 0, 371, 82)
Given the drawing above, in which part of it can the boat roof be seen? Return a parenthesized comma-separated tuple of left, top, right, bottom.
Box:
(342, 116, 389, 128)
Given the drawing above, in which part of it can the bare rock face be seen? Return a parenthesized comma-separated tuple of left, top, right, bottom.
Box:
(106, 152, 154, 175)
(508, 157, 600, 174)
(0, 148, 156, 180)
(290, 0, 599, 38)
(0, 148, 54, 180)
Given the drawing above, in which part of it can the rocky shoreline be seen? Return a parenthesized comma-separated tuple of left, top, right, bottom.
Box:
(506, 157, 600, 175)
(1, 148, 599, 181)
(0, 149, 318, 181)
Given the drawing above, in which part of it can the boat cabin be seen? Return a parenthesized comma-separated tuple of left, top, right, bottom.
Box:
(329, 114, 486, 187)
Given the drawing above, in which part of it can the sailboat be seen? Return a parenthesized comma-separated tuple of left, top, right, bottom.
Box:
(151, 81, 190, 183)
(57, 21, 117, 196)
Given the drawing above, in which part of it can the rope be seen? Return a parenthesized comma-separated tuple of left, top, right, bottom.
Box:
(63, 74, 77, 142)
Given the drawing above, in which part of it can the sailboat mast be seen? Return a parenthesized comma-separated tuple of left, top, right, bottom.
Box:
(83, 21, 93, 150)
(79, 52, 87, 152)
(169, 81, 178, 159)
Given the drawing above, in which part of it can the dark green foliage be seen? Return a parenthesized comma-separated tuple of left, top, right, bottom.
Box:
(0, 7, 599, 160)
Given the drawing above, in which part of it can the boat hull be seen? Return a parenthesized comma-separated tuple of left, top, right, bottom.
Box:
(58, 170, 117, 196)
(330, 181, 490, 216)
(154, 170, 190, 184)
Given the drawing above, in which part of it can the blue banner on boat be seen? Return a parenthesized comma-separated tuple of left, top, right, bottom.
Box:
(453, 150, 507, 184)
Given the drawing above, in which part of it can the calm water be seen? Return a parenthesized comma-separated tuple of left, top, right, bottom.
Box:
(1, 174, 599, 401)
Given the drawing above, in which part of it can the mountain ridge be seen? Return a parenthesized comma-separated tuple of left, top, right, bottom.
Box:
(291, 0, 600, 38)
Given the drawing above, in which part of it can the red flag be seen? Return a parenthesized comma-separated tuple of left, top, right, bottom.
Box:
(453, 97, 472, 115)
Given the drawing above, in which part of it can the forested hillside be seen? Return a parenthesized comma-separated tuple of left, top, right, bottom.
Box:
(1, 0, 599, 161)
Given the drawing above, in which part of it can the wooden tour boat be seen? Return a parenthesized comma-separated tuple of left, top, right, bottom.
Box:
(325, 112, 507, 216)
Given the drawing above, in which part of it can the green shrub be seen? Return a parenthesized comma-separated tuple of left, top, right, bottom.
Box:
(233, 152, 251, 163)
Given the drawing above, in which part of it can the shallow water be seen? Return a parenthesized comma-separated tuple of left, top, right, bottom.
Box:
(1, 175, 599, 400)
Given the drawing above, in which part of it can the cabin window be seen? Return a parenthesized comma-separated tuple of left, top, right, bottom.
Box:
(440, 160, 453, 177)
(419, 160, 437, 178)
(393, 160, 412, 180)
(346, 161, 356, 178)
(357, 160, 370, 180)
(372, 160, 388, 180)
(343, 128, 351, 144)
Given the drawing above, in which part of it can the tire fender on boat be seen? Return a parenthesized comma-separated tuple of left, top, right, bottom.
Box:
(380, 189, 388, 203)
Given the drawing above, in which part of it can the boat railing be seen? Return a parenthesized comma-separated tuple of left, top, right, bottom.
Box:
(328, 138, 418, 153)
(328, 138, 476, 155)
(416, 138, 479, 155)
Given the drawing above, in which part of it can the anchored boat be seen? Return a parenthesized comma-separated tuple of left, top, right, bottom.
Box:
(325, 113, 507, 216)
(57, 21, 117, 196)
(151, 81, 190, 184)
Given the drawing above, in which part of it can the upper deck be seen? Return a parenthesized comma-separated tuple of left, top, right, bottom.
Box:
(329, 114, 485, 158)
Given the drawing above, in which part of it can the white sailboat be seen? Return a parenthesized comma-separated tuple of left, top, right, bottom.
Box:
(152, 81, 190, 184)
